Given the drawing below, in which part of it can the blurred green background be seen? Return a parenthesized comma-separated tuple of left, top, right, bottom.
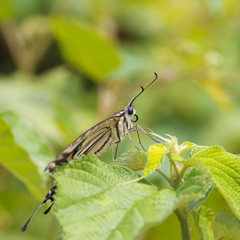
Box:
(0, 0, 239, 239)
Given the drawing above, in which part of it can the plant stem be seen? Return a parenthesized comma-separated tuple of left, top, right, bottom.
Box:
(175, 165, 188, 187)
(175, 207, 191, 240)
(156, 169, 173, 188)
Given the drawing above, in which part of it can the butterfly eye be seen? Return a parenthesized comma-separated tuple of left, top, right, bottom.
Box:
(131, 114, 138, 123)
(127, 106, 134, 115)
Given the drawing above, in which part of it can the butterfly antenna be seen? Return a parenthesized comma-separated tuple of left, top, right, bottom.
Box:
(128, 72, 158, 107)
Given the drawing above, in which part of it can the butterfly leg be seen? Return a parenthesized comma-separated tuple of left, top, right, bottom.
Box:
(112, 143, 119, 160)
(130, 125, 161, 143)
(134, 125, 146, 151)
(125, 128, 141, 151)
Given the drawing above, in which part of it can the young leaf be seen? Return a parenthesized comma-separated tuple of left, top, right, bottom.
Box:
(178, 141, 200, 157)
(0, 113, 44, 199)
(150, 133, 200, 158)
(214, 210, 240, 240)
(194, 206, 215, 240)
(187, 146, 240, 218)
(142, 144, 167, 178)
(112, 150, 147, 171)
(52, 17, 121, 80)
(53, 155, 200, 240)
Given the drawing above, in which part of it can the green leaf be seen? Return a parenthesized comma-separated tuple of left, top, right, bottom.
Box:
(185, 168, 214, 212)
(176, 168, 210, 204)
(112, 150, 147, 171)
(0, 112, 45, 199)
(53, 155, 199, 240)
(186, 146, 240, 218)
(194, 206, 215, 240)
(142, 144, 167, 178)
(214, 210, 240, 240)
(189, 185, 213, 212)
(52, 17, 121, 80)
(1, 111, 54, 173)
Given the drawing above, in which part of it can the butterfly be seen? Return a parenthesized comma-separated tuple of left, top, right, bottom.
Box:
(21, 73, 158, 232)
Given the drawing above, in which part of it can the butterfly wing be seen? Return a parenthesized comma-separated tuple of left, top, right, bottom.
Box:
(45, 116, 120, 172)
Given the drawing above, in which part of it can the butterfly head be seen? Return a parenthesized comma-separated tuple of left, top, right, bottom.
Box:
(124, 104, 138, 123)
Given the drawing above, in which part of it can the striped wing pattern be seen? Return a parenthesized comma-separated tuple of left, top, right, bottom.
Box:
(45, 109, 133, 172)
